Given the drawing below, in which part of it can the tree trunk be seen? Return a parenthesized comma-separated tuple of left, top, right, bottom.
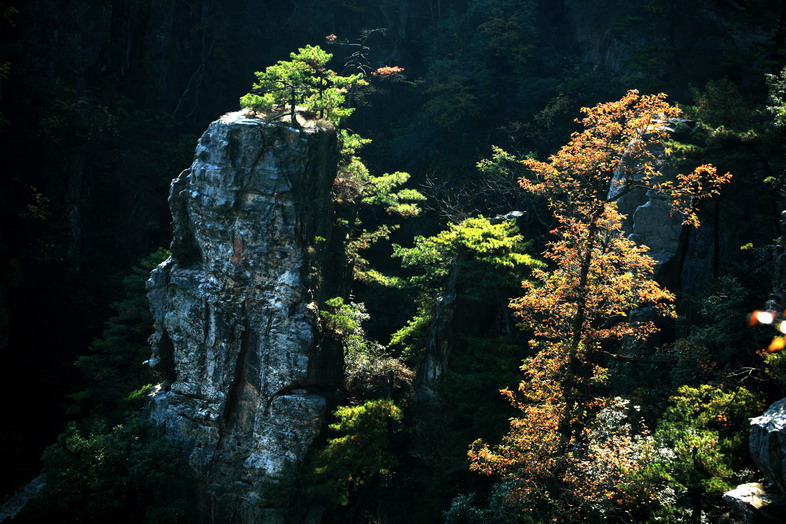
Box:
(560, 210, 602, 451)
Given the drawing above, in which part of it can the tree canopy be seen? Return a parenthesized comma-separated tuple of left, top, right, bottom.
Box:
(240, 44, 366, 125)
(469, 91, 733, 521)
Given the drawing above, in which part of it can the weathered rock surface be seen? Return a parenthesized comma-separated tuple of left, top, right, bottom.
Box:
(627, 190, 683, 267)
(146, 110, 339, 522)
(625, 188, 716, 295)
(413, 285, 456, 405)
(0, 476, 45, 522)
(608, 123, 684, 276)
(750, 398, 786, 495)
(723, 482, 786, 523)
(611, 120, 718, 295)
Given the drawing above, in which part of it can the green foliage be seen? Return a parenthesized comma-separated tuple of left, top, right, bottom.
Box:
(333, 130, 424, 285)
(763, 349, 786, 394)
(333, 129, 426, 210)
(308, 399, 403, 507)
(333, 129, 373, 206)
(389, 216, 540, 359)
(444, 484, 525, 524)
(332, 126, 425, 287)
(668, 276, 760, 387)
(335, 129, 425, 215)
(684, 78, 761, 141)
(338, 128, 371, 156)
(393, 216, 541, 291)
(345, 225, 406, 286)
(9, 5, 786, 522)
(22, 418, 193, 523)
(476, 145, 529, 177)
(240, 45, 366, 125)
(689, 78, 758, 132)
(659, 385, 761, 465)
(320, 297, 412, 401)
(634, 385, 763, 522)
(361, 171, 427, 217)
(388, 307, 432, 360)
(335, 130, 425, 214)
(321, 296, 365, 335)
(69, 248, 170, 422)
(766, 66, 786, 128)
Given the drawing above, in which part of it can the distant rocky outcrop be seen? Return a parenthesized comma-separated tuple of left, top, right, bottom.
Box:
(564, 0, 780, 79)
(146, 110, 340, 523)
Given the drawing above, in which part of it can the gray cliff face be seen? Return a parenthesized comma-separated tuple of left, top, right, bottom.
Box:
(611, 120, 719, 295)
(621, 188, 715, 294)
(413, 278, 456, 406)
(563, 0, 778, 79)
(750, 398, 786, 495)
(612, 167, 684, 279)
(146, 110, 339, 522)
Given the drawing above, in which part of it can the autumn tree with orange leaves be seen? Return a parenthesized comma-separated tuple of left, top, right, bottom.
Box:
(469, 90, 732, 520)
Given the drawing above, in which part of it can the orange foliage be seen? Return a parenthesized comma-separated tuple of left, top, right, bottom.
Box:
(520, 90, 731, 223)
(468, 90, 732, 519)
(514, 208, 675, 346)
(371, 65, 405, 77)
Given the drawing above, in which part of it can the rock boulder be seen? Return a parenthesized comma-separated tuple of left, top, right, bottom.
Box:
(750, 397, 786, 495)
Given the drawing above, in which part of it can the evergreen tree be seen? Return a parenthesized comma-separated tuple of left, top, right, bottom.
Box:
(240, 44, 366, 126)
(69, 248, 169, 423)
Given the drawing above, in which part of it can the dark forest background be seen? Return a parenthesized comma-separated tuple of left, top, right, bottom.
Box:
(2, 0, 786, 520)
